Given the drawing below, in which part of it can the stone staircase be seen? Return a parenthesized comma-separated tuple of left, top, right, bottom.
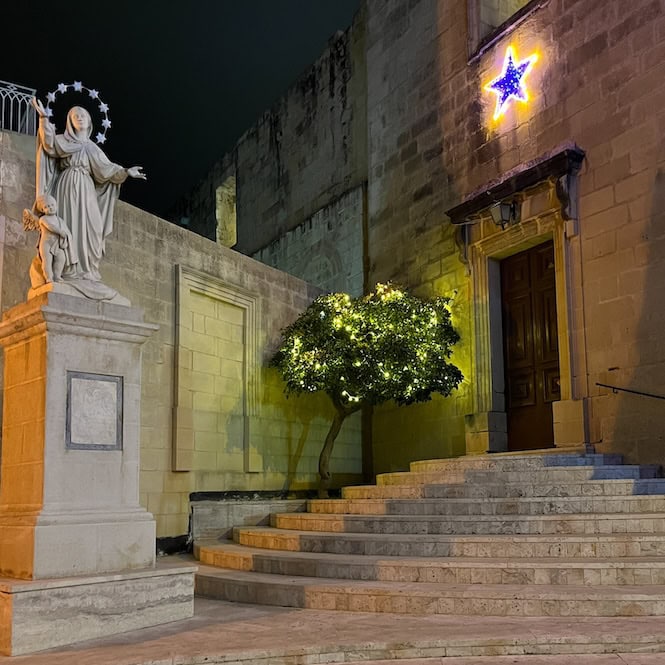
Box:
(195, 451, 665, 618)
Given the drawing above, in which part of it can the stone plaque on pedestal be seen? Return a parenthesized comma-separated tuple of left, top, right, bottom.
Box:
(66, 371, 123, 450)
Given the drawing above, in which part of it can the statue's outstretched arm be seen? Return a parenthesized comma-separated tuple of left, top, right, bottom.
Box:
(32, 97, 56, 153)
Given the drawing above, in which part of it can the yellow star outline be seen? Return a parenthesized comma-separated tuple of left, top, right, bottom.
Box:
(485, 46, 539, 121)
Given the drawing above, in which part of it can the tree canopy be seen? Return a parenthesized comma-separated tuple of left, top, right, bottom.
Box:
(271, 283, 463, 417)
(272, 283, 464, 493)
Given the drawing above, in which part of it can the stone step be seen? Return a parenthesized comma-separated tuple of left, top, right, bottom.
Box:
(409, 453, 624, 473)
(198, 541, 665, 585)
(342, 479, 665, 500)
(307, 495, 665, 517)
(234, 526, 665, 557)
(377, 465, 661, 486)
(195, 567, 665, 616)
(271, 512, 665, 536)
(166, 578, 665, 662)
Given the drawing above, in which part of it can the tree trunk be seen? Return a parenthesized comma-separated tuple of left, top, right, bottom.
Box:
(318, 401, 360, 498)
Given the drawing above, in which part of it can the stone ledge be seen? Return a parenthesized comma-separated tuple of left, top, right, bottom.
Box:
(192, 499, 307, 541)
(0, 561, 196, 656)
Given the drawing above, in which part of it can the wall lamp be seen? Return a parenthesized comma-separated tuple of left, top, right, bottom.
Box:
(489, 199, 520, 229)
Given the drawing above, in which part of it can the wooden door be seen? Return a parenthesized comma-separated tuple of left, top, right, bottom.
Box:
(501, 241, 560, 450)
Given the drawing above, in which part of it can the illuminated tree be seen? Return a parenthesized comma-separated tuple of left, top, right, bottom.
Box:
(271, 283, 463, 494)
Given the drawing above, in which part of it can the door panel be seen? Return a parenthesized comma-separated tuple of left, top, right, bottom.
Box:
(507, 369, 537, 408)
(505, 295, 533, 368)
(501, 241, 560, 450)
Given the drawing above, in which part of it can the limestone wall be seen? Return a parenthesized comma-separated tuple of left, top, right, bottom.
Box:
(169, 12, 368, 261)
(252, 186, 366, 297)
(0, 130, 362, 537)
(365, 0, 473, 471)
(365, 0, 665, 467)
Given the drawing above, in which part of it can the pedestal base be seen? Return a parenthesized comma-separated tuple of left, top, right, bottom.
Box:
(0, 562, 196, 656)
(0, 508, 156, 579)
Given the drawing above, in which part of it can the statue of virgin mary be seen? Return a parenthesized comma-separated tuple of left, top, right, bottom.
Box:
(31, 99, 145, 286)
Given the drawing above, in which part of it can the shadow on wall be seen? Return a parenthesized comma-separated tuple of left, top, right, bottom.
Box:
(281, 389, 315, 494)
(598, 167, 665, 466)
(260, 367, 362, 492)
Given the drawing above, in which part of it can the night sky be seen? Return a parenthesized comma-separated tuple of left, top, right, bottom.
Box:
(3, 1, 360, 217)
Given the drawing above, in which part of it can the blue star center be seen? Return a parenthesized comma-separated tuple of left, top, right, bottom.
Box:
(486, 47, 538, 120)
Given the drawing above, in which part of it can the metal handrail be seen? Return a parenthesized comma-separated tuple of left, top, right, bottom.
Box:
(0, 79, 37, 135)
(596, 382, 665, 401)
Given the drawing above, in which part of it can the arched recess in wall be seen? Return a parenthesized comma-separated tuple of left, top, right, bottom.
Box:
(299, 243, 345, 294)
(216, 176, 237, 248)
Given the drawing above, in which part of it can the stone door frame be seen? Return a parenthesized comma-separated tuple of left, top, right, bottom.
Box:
(462, 177, 589, 454)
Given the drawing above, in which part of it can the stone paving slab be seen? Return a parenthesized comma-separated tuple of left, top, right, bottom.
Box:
(5, 594, 665, 664)
(358, 657, 665, 664)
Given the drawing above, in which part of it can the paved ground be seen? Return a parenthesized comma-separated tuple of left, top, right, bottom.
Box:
(4, 591, 665, 664)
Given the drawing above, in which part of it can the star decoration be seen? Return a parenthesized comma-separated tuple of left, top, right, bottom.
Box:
(485, 46, 538, 121)
(45, 82, 112, 141)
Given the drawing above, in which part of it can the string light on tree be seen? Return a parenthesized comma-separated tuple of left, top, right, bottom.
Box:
(271, 283, 463, 496)
(485, 45, 538, 121)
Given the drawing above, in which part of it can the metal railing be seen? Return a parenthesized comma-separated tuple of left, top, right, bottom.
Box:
(0, 80, 37, 135)
(596, 382, 665, 401)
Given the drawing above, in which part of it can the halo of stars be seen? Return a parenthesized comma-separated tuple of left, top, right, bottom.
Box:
(44, 81, 112, 144)
(485, 46, 538, 121)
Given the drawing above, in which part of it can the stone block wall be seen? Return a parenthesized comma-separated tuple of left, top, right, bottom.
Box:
(252, 186, 366, 296)
(365, 0, 665, 466)
(0, 130, 362, 537)
(365, 0, 473, 472)
(169, 12, 368, 262)
(0, 132, 36, 310)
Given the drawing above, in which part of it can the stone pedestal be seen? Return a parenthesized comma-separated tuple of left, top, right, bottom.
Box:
(553, 398, 590, 449)
(0, 291, 195, 655)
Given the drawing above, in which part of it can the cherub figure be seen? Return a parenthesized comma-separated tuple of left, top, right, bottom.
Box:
(23, 194, 78, 283)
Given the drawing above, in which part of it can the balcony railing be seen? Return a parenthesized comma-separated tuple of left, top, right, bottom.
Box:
(0, 80, 37, 135)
